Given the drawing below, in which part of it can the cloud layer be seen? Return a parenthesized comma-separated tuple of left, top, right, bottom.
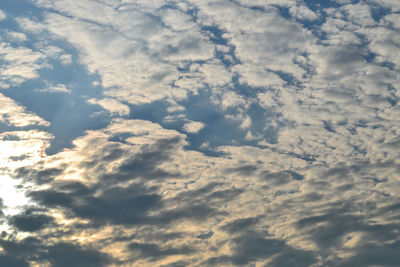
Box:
(1, 0, 400, 266)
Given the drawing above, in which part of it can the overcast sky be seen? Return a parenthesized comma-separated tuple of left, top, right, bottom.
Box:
(1, 0, 400, 266)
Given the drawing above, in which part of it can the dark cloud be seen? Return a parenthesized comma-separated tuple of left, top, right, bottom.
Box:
(78, 142, 127, 176)
(14, 166, 65, 185)
(296, 212, 365, 249)
(72, 192, 162, 225)
(263, 170, 304, 185)
(0, 236, 112, 267)
(295, 200, 400, 253)
(204, 231, 317, 266)
(226, 164, 258, 176)
(157, 204, 223, 224)
(267, 248, 318, 267)
(160, 260, 189, 267)
(217, 216, 317, 266)
(0, 199, 4, 217)
(108, 229, 185, 245)
(128, 241, 194, 260)
(229, 231, 288, 265)
(221, 216, 262, 234)
(196, 231, 214, 240)
(173, 182, 223, 200)
(43, 242, 112, 267)
(115, 137, 181, 178)
(28, 189, 74, 208)
(172, 182, 243, 205)
(9, 212, 54, 232)
(28, 178, 222, 227)
(8, 155, 29, 161)
(333, 241, 400, 267)
(99, 137, 182, 183)
(0, 254, 29, 267)
(28, 183, 162, 226)
(0, 237, 41, 265)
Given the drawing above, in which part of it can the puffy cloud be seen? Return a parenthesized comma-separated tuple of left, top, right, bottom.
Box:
(87, 98, 129, 116)
(0, 93, 50, 127)
(0, 43, 48, 88)
(28, 1, 215, 106)
(289, 3, 319, 21)
(9, 211, 54, 232)
(182, 120, 205, 133)
(368, 0, 400, 12)
(0, 9, 6, 21)
(4, 31, 27, 43)
(194, 1, 314, 77)
(38, 83, 70, 93)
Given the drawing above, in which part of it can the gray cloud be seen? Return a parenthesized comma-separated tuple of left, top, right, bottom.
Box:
(205, 231, 317, 266)
(14, 166, 64, 185)
(27, 183, 162, 226)
(42, 243, 112, 267)
(128, 241, 194, 260)
(9, 212, 54, 232)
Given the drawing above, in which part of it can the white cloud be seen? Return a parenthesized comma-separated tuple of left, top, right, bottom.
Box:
(5, 31, 27, 43)
(38, 83, 70, 93)
(28, 1, 216, 106)
(232, 63, 284, 88)
(160, 8, 197, 31)
(88, 98, 130, 116)
(0, 42, 48, 88)
(197, 60, 232, 87)
(0, 9, 6, 21)
(194, 1, 314, 79)
(342, 2, 376, 26)
(363, 26, 400, 70)
(367, 0, 400, 12)
(38, 45, 73, 64)
(289, 3, 319, 21)
(182, 120, 205, 134)
(382, 13, 400, 29)
(0, 93, 50, 127)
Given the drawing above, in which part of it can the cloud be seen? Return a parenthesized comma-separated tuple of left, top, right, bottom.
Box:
(0, 9, 6, 21)
(333, 241, 400, 267)
(1, 0, 400, 266)
(28, 184, 163, 226)
(14, 165, 64, 185)
(88, 98, 129, 116)
(37, 83, 70, 93)
(182, 120, 205, 133)
(128, 241, 194, 260)
(9, 212, 54, 232)
(0, 43, 48, 88)
(0, 234, 112, 266)
(0, 93, 50, 127)
(4, 31, 27, 43)
(205, 230, 317, 266)
(43, 243, 113, 267)
(28, 1, 215, 106)
(289, 3, 319, 21)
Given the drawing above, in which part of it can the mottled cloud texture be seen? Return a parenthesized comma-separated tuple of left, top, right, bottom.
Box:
(1, 0, 400, 266)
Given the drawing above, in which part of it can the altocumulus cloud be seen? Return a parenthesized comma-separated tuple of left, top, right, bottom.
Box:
(0, 0, 400, 266)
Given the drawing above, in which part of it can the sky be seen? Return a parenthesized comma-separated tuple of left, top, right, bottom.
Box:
(0, 0, 400, 266)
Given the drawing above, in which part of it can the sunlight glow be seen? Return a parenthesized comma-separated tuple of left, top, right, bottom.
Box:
(0, 174, 29, 216)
